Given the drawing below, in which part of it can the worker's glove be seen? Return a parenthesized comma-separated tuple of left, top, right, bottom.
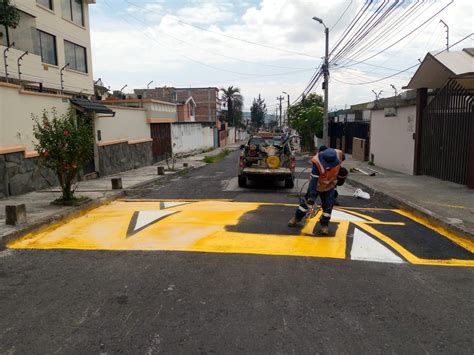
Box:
(337, 167, 348, 186)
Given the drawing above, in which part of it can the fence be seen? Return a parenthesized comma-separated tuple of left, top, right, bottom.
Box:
(328, 121, 370, 159)
(420, 79, 473, 186)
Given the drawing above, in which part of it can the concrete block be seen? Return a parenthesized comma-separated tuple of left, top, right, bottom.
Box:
(157, 166, 165, 175)
(5, 204, 27, 225)
(111, 178, 123, 190)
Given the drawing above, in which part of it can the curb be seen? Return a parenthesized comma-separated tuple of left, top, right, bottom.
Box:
(347, 177, 474, 242)
(0, 166, 194, 249)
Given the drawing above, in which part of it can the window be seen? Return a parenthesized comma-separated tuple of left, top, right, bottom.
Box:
(37, 30, 57, 65)
(62, 0, 84, 26)
(37, 0, 53, 10)
(64, 40, 87, 72)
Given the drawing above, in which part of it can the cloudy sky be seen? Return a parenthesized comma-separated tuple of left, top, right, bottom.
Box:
(90, 0, 473, 111)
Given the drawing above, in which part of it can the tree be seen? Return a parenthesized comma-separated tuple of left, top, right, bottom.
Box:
(287, 93, 324, 150)
(33, 108, 94, 204)
(0, 0, 20, 46)
(250, 94, 266, 129)
(220, 86, 243, 127)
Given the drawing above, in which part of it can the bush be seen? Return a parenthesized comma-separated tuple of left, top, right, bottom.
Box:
(33, 108, 94, 202)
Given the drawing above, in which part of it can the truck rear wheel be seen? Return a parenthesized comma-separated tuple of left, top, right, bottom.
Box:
(238, 175, 247, 188)
(284, 177, 294, 189)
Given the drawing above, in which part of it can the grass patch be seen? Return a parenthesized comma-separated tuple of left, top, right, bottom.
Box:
(203, 149, 230, 164)
(51, 196, 91, 206)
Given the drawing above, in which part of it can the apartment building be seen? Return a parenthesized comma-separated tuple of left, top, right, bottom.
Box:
(0, 0, 99, 197)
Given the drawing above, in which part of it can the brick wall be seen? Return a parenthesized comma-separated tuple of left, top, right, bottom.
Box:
(136, 87, 220, 123)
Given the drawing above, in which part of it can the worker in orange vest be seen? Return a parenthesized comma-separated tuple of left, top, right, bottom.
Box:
(288, 147, 346, 235)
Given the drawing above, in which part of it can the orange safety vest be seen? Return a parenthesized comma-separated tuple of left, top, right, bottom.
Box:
(310, 149, 343, 192)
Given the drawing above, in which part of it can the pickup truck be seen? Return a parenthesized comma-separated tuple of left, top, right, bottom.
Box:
(238, 134, 296, 188)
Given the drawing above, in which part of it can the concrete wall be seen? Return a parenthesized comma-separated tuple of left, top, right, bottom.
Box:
(370, 105, 416, 175)
(95, 106, 153, 176)
(227, 127, 236, 144)
(0, 84, 70, 151)
(171, 123, 214, 155)
(95, 106, 150, 143)
(0, 0, 95, 95)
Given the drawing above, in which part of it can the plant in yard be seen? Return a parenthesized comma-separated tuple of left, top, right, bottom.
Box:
(33, 108, 94, 204)
(164, 151, 176, 171)
(250, 94, 267, 129)
(287, 93, 324, 151)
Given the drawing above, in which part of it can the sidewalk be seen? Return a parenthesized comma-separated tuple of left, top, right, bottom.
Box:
(0, 143, 242, 247)
(344, 156, 474, 239)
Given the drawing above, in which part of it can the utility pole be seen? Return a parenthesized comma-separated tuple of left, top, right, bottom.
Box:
(277, 95, 284, 128)
(313, 16, 329, 146)
(282, 91, 290, 126)
(440, 20, 449, 51)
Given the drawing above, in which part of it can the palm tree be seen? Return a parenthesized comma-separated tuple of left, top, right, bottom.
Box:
(220, 86, 243, 127)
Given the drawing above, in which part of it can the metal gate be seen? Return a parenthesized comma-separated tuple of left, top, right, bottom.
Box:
(421, 80, 473, 185)
(150, 123, 172, 162)
(329, 121, 370, 158)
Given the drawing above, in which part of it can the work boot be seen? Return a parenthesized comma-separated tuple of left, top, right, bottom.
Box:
(320, 225, 329, 235)
(288, 217, 299, 227)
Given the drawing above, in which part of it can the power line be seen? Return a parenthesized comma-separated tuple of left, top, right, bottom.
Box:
(331, 0, 402, 64)
(329, 0, 353, 31)
(121, 5, 314, 71)
(331, 63, 419, 85)
(103, 0, 313, 77)
(346, 0, 454, 66)
(123, 0, 319, 59)
(335, 0, 434, 67)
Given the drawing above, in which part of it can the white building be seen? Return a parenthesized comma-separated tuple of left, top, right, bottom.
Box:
(0, 0, 105, 197)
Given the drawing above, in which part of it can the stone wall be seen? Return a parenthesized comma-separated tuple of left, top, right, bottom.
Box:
(98, 141, 153, 176)
(0, 152, 57, 198)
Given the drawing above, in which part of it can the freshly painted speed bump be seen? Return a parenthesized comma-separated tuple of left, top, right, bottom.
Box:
(8, 200, 474, 267)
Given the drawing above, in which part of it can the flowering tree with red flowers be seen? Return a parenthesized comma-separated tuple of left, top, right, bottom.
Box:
(33, 108, 94, 203)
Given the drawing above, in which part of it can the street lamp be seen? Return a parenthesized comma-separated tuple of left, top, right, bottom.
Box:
(312, 16, 329, 146)
(282, 91, 290, 126)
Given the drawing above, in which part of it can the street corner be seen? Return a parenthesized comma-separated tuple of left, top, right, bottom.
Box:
(7, 200, 474, 267)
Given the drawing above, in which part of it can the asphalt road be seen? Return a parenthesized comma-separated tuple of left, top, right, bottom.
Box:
(1, 150, 473, 354)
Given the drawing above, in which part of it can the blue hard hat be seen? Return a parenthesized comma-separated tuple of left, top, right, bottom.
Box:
(319, 148, 340, 168)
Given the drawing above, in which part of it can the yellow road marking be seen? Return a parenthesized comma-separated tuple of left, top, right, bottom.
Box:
(8, 200, 473, 267)
(394, 209, 474, 253)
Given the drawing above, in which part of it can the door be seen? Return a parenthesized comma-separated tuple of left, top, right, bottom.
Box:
(150, 123, 172, 162)
(420, 80, 473, 185)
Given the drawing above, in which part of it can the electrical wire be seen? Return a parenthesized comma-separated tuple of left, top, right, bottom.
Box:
(332, 0, 425, 66)
(329, 0, 354, 31)
(345, 0, 454, 66)
(331, 62, 419, 85)
(120, 5, 314, 71)
(123, 0, 320, 59)
(335, 0, 435, 67)
(103, 0, 316, 78)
